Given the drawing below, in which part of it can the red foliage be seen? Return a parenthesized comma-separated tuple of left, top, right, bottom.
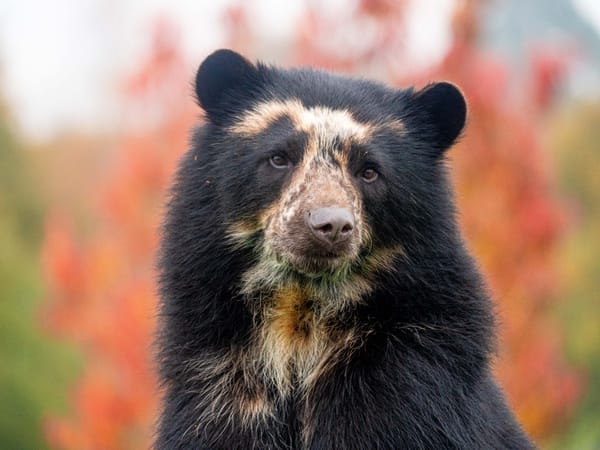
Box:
(529, 47, 573, 111)
(436, 11, 581, 436)
(42, 23, 195, 449)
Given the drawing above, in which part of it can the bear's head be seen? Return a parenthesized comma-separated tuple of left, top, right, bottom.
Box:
(191, 49, 467, 305)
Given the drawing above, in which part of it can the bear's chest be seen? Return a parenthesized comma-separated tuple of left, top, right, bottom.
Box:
(208, 285, 359, 432)
(255, 286, 331, 396)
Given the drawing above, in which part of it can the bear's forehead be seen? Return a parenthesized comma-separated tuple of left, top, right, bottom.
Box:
(228, 98, 401, 144)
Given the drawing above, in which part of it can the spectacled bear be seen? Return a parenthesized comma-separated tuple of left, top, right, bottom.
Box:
(156, 49, 535, 449)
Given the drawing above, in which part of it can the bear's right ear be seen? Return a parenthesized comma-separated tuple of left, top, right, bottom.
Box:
(195, 49, 261, 125)
(409, 82, 467, 154)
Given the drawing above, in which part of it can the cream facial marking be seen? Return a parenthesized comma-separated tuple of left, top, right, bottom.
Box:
(381, 118, 406, 135)
(228, 99, 372, 142)
(228, 97, 406, 141)
(225, 219, 261, 249)
(260, 157, 364, 275)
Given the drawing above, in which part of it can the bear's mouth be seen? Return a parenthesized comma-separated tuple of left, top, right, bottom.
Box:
(258, 207, 363, 278)
(277, 248, 355, 277)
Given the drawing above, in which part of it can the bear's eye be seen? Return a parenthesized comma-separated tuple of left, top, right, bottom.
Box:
(269, 154, 291, 169)
(360, 168, 379, 183)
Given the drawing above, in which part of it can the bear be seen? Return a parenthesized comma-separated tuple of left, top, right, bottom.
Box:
(156, 49, 535, 449)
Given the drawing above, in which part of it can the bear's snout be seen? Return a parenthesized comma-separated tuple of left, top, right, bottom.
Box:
(305, 207, 355, 249)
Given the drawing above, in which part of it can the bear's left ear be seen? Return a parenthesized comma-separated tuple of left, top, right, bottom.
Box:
(195, 49, 262, 125)
(410, 82, 467, 153)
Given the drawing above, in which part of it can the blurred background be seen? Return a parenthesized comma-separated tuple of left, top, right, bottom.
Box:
(0, 0, 599, 448)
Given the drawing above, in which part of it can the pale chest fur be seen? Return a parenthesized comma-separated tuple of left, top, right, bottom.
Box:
(181, 286, 361, 444)
(255, 286, 346, 398)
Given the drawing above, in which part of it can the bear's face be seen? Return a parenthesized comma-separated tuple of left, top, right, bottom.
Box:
(228, 99, 375, 275)
(194, 50, 467, 302)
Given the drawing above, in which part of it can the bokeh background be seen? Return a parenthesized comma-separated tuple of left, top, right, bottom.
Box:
(1, 0, 599, 448)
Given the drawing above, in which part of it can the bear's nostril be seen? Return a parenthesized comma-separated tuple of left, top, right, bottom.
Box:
(306, 207, 355, 245)
(317, 223, 333, 234)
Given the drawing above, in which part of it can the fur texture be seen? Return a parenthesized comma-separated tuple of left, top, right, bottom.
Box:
(156, 49, 535, 449)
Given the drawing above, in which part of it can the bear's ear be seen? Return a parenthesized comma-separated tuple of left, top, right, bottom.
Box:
(195, 49, 260, 124)
(410, 82, 467, 153)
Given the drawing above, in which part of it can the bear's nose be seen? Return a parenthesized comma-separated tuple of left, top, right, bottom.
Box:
(306, 207, 355, 246)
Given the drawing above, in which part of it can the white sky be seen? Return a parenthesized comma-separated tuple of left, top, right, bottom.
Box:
(0, 0, 598, 140)
(0, 0, 234, 138)
(574, 0, 600, 29)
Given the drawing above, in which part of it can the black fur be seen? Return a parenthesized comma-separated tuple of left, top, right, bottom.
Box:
(156, 50, 535, 449)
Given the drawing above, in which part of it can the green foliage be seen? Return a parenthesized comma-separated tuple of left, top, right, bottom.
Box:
(0, 109, 79, 450)
(548, 101, 600, 449)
